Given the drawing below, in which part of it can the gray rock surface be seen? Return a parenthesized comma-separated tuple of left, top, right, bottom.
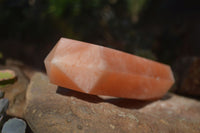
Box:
(0, 98, 9, 127)
(25, 73, 200, 133)
(2, 118, 26, 133)
(0, 90, 4, 98)
(0, 98, 9, 114)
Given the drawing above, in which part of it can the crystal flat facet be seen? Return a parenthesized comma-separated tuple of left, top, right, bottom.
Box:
(44, 38, 175, 100)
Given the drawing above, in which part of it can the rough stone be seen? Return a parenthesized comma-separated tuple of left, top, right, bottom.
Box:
(0, 98, 9, 114)
(0, 90, 4, 98)
(2, 118, 26, 133)
(0, 65, 29, 117)
(0, 98, 9, 128)
(6, 59, 36, 80)
(173, 56, 200, 97)
(25, 73, 200, 133)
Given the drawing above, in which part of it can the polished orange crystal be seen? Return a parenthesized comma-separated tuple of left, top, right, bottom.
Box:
(44, 38, 175, 100)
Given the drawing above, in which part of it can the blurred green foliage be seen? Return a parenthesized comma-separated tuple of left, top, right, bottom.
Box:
(1, 0, 198, 66)
(0, 0, 157, 60)
(135, 49, 157, 60)
(127, 0, 148, 22)
(48, 0, 101, 17)
(0, 52, 3, 59)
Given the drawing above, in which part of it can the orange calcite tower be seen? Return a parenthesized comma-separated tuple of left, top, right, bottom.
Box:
(44, 38, 175, 100)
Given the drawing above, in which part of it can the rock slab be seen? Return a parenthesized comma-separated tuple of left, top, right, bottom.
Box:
(24, 73, 200, 133)
(0, 65, 29, 117)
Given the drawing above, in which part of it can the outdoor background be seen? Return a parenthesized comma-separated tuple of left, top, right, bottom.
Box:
(0, 0, 200, 70)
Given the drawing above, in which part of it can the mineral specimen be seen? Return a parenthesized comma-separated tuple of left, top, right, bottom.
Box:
(44, 38, 174, 99)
